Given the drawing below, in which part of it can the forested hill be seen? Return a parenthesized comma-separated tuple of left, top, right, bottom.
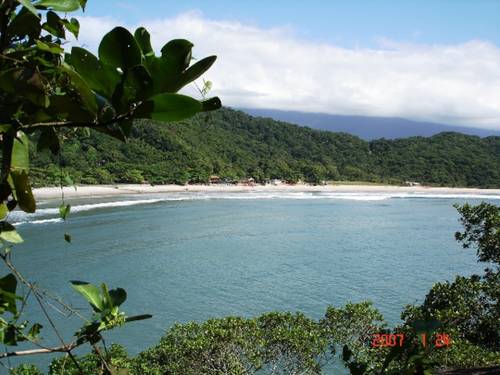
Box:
(31, 107, 500, 188)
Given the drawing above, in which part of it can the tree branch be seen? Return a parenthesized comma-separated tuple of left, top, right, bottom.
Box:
(0, 343, 79, 359)
(23, 108, 137, 130)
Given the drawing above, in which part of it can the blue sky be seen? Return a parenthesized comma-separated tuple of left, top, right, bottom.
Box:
(75, 1, 500, 129)
(84, 0, 500, 48)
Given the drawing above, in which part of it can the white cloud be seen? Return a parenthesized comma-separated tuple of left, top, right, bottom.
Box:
(72, 12, 500, 130)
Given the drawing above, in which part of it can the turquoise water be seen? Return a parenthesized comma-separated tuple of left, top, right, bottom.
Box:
(4, 191, 499, 371)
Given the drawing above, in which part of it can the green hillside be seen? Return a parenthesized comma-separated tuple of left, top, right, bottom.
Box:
(31, 107, 500, 188)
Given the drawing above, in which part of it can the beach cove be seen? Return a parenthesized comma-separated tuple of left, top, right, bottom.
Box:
(33, 183, 500, 200)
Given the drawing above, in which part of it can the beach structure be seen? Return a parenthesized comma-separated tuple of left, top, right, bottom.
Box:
(209, 175, 221, 184)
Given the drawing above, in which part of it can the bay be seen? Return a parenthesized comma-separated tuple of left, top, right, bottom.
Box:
(5, 191, 499, 372)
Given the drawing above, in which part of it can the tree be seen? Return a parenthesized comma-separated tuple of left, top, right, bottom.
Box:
(0, 0, 220, 372)
(386, 203, 500, 372)
(455, 202, 500, 265)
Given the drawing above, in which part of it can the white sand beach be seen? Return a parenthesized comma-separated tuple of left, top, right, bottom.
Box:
(33, 183, 500, 200)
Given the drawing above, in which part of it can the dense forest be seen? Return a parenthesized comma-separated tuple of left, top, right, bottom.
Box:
(31, 107, 500, 188)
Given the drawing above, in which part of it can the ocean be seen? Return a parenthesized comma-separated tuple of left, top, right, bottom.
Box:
(4, 191, 500, 372)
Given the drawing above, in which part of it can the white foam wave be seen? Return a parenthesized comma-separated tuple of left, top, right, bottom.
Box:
(14, 218, 63, 226)
(11, 198, 170, 225)
(10, 192, 500, 225)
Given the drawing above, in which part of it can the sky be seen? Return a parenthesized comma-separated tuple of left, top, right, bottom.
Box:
(73, 0, 500, 129)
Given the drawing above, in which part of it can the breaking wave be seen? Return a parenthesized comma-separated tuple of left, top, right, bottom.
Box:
(11, 191, 500, 225)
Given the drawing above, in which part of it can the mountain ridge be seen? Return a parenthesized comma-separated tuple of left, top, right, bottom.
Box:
(240, 108, 500, 140)
(31, 107, 500, 188)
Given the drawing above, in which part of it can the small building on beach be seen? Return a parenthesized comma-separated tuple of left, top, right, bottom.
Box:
(209, 175, 221, 184)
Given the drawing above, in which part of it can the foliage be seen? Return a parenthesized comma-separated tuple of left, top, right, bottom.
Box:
(386, 203, 500, 371)
(12, 203, 500, 374)
(10, 364, 44, 375)
(135, 312, 329, 375)
(0, 0, 219, 371)
(30, 108, 500, 187)
(321, 302, 387, 374)
(13, 305, 385, 374)
(455, 202, 500, 265)
(48, 344, 133, 375)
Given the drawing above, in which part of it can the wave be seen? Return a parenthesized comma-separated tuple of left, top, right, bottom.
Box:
(14, 218, 63, 226)
(11, 198, 169, 225)
(10, 192, 500, 225)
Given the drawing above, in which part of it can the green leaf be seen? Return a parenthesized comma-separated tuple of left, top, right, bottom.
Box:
(145, 39, 195, 94)
(0, 222, 23, 244)
(125, 314, 152, 322)
(0, 274, 17, 295)
(61, 62, 98, 115)
(43, 11, 65, 38)
(69, 47, 120, 98)
(0, 273, 18, 315)
(201, 97, 222, 112)
(0, 204, 8, 220)
(134, 27, 154, 57)
(99, 27, 142, 71)
(35, 0, 81, 11)
(9, 171, 36, 213)
(160, 39, 193, 72)
(71, 281, 104, 312)
(176, 56, 217, 90)
(2, 324, 19, 345)
(64, 233, 71, 243)
(62, 17, 80, 38)
(146, 93, 203, 122)
(27, 323, 43, 340)
(113, 65, 153, 111)
(35, 40, 64, 54)
(11, 131, 29, 172)
(7, 7, 41, 39)
(150, 56, 217, 94)
(108, 288, 127, 307)
(59, 204, 70, 220)
(100, 283, 111, 307)
(16, 0, 39, 17)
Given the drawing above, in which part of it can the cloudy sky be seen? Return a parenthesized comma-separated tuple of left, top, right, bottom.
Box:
(74, 0, 500, 130)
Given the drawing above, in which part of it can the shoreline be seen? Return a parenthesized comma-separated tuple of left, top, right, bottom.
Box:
(33, 183, 500, 200)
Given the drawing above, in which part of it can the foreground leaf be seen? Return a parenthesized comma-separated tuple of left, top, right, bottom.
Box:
(16, 0, 39, 17)
(98, 27, 142, 71)
(71, 281, 103, 312)
(108, 288, 127, 307)
(0, 222, 23, 244)
(59, 204, 71, 220)
(0, 204, 8, 220)
(69, 47, 120, 98)
(11, 131, 30, 172)
(35, 0, 81, 12)
(9, 171, 36, 213)
(148, 93, 202, 122)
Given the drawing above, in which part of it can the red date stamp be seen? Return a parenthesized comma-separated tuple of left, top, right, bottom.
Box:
(371, 333, 452, 348)
(371, 333, 405, 347)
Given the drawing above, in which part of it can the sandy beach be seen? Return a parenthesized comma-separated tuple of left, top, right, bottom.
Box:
(33, 183, 500, 200)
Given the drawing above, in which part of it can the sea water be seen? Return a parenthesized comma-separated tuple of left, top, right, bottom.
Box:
(3, 191, 499, 372)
